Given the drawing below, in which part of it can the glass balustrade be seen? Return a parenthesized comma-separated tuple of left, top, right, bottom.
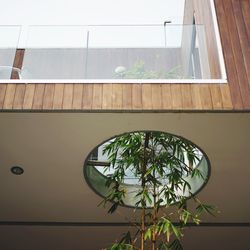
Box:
(0, 25, 225, 82)
(0, 26, 21, 79)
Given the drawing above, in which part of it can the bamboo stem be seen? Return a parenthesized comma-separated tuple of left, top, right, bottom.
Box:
(152, 193, 157, 250)
(140, 132, 150, 250)
(141, 209, 145, 250)
(152, 165, 157, 250)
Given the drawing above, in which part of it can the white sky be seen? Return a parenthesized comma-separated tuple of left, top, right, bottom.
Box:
(0, 0, 185, 47)
(0, 0, 185, 25)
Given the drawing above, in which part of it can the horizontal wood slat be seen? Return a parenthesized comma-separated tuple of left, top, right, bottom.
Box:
(23, 84, 35, 109)
(62, 84, 74, 109)
(92, 84, 103, 110)
(43, 84, 55, 109)
(0, 84, 7, 109)
(122, 84, 132, 110)
(72, 84, 83, 109)
(32, 84, 45, 109)
(3, 84, 16, 109)
(53, 84, 64, 109)
(13, 84, 26, 109)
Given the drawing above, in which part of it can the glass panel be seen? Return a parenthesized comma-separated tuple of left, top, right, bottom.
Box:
(86, 25, 166, 79)
(0, 26, 21, 79)
(86, 25, 211, 80)
(18, 25, 216, 80)
(22, 26, 88, 79)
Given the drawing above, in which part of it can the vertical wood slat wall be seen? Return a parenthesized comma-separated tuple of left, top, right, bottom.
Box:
(0, 0, 249, 111)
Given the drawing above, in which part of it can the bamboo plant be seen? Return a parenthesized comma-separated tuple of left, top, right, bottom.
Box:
(97, 131, 215, 250)
(114, 60, 181, 79)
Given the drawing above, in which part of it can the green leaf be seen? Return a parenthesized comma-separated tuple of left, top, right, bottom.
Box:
(143, 190, 153, 204)
(192, 216, 201, 225)
(108, 202, 119, 214)
(191, 168, 205, 179)
(196, 203, 216, 216)
(106, 243, 135, 250)
(169, 239, 183, 250)
(159, 242, 170, 250)
(171, 224, 182, 239)
(180, 210, 191, 224)
(144, 227, 152, 240)
(119, 231, 133, 245)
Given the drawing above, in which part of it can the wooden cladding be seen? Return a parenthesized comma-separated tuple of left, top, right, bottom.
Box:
(0, 82, 233, 110)
(0, 0, 250, 111)
(217, 0, 250, 109)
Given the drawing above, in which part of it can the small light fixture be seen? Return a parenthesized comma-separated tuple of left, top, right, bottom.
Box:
(11, 166, 24, 175)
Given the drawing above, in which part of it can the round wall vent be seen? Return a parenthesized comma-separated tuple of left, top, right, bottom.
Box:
(84, 131, 210, 208)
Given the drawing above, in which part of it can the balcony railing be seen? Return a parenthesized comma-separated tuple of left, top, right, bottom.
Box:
(0, 25, 226, 83)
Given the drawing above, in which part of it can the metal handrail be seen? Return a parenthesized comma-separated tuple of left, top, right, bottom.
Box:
(0, 66, 22, 79)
